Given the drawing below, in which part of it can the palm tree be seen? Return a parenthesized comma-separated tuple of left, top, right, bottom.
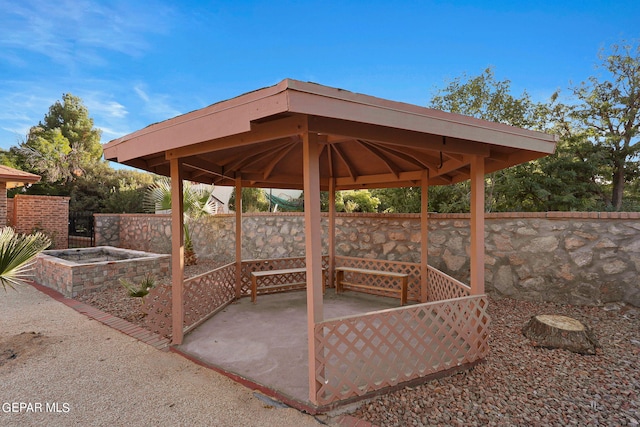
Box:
(0, 227, 51, 291)
(144, 177, 217, 266)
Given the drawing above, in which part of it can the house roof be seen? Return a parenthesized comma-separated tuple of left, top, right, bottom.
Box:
(0, 165, 41, 189)
(103, 79, 557, 190)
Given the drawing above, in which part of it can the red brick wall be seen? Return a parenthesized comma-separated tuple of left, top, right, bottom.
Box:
(1, 183, 8, 226)
(12, 194, 69, 249)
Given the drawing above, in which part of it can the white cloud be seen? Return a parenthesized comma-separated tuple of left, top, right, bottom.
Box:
(86, 99, 128, 119)
(0, 0, 175, 66)
(134, 85, 150, 103)
(133, 83, 182, 120)
(99, 126, 132, 140)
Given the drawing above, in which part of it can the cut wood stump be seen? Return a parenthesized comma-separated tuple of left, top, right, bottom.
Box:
(522, 314, 599, 355)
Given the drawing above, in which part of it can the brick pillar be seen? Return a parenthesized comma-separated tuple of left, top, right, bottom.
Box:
(0, 182, 7, 227)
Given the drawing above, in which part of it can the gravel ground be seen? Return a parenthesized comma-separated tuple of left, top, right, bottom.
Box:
(72, 262, 639, 426)
(1, 283, 322, 427)
(74, 259, 226, 329)
(353, 297, 640, 427)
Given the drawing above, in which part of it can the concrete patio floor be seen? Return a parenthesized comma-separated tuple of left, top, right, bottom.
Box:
(178, 289, 404, 405)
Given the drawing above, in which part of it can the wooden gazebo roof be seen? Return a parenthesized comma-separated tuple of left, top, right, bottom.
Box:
(0, 165, 41, 189)
(103, 78, 559, 381)
(103, 79, 557, 190)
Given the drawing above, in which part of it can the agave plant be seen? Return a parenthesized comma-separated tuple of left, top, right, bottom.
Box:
(144, 177, 217, 266)
(0, 227, 51, 291)
(120, 274, 156, 302)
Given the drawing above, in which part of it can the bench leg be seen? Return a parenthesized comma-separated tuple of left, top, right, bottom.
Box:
(336, 270, 344, 294)
(400, 277, 408, 306)
(251, 276, 258, 303)
(322, 270, 326, 295)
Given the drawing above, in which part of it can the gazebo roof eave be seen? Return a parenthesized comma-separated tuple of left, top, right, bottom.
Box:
(0, 165, 41, 189)
(103, 79, 557, 165)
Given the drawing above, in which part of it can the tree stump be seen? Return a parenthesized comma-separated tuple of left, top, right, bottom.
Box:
(522, 314, 599, 355)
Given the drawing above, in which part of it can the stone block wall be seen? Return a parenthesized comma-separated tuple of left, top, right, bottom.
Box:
(34, 248, 171, 297)
(94, 211, 640, 306)
(10, 194, 70, 249)
(95, 214, 172, 254)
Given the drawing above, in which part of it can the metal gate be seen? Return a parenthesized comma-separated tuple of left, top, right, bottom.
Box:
(68, 212, 95, 248)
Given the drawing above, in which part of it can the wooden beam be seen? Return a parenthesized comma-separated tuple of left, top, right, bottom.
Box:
(221, 137, 296, 170)
(421, 170, 429, 303)
(334, 170, 424, 187)
(263, 141, 298, 180)
(182, 157, 229, 179)
(302, 127, 323, 405)
(357, 140, 402, 178)
(170, 158, 185, 345)
(308, 116, 491, 157)
(331, 143, 358, 181)
(328, 177, 336, 299)
(235, 174, 243, 299)
(166, 115, 305, 160)
(366, 141, 438, 170)
(470, 155, 485, 295)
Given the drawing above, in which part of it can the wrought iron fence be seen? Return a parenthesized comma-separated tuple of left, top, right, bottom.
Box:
(68, 211, 95, 248)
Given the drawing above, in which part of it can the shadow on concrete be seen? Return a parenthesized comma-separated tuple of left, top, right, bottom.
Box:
(178, 290, 403, 404)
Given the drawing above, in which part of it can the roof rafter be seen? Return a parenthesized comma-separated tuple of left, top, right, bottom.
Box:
(331, 143, 358, 181)
(309, 116, 491, 157)
(263, 141, 298, 180)
(356, 140, 402, 178)
(365, 141, 437, 170)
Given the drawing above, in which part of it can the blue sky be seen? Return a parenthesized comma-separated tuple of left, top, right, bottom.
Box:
(1, 0, 638, 153)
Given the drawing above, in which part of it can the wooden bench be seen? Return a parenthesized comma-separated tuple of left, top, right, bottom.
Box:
(336, 266, 409, 305)
(250, 267, 325, 303)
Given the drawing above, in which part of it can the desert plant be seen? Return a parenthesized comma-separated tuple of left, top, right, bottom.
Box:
(0, 227, 51, 291)
(119, 274, 156, 300)
(143, 177, 217, 266)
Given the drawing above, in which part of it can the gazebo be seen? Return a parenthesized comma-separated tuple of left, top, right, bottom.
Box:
(0, 165, 41, 226)
(103, 79, 557, 408)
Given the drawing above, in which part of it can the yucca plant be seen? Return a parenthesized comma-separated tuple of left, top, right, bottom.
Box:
(0, 227, 51, 291)
(143, 177, 217, 266)
(120, 273, 156, 301)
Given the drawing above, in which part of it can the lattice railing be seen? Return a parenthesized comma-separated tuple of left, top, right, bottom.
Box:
(427, 266, 471, 301)
(313, 295, 490, 406)
(183, 263, 236, 331)
(144, 283, 173, 338)
(240, 256, 329, 296)
(335, 256, 421, 301)
(143, 263, 236, 338)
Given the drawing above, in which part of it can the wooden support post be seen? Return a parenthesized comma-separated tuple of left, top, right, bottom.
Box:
(328, 178, 336, 289)
(420, 169, 429, 303)
(170, 158, 185, 345)
(302, 127, 323, 405)
(470, 155, 485, 295)
(235, 175, 243, 299)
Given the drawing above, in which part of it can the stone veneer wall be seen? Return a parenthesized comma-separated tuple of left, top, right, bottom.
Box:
(10, 194, 70, 249)
(94, 212, 640, 306)
(34, 248, 171, 297)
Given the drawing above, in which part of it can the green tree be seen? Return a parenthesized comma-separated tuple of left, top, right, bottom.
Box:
(18, 93, 102, 183)
(430, 67, 548, 129)
(340, 190, 380, 212)
(571, 42, 640, 210)
(103, 169, 156, 213)
(428, 68, 552, 212)
(318, 190, 379, 212)
(372, 187, 421, 213)
(228, 188, 270, 213)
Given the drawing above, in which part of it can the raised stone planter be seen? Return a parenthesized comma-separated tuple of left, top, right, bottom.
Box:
(33, 246, 171, 297)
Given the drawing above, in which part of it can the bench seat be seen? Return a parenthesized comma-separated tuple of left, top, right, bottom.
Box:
(336, 266, 408, 305)
(250, 267, 325, 303)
